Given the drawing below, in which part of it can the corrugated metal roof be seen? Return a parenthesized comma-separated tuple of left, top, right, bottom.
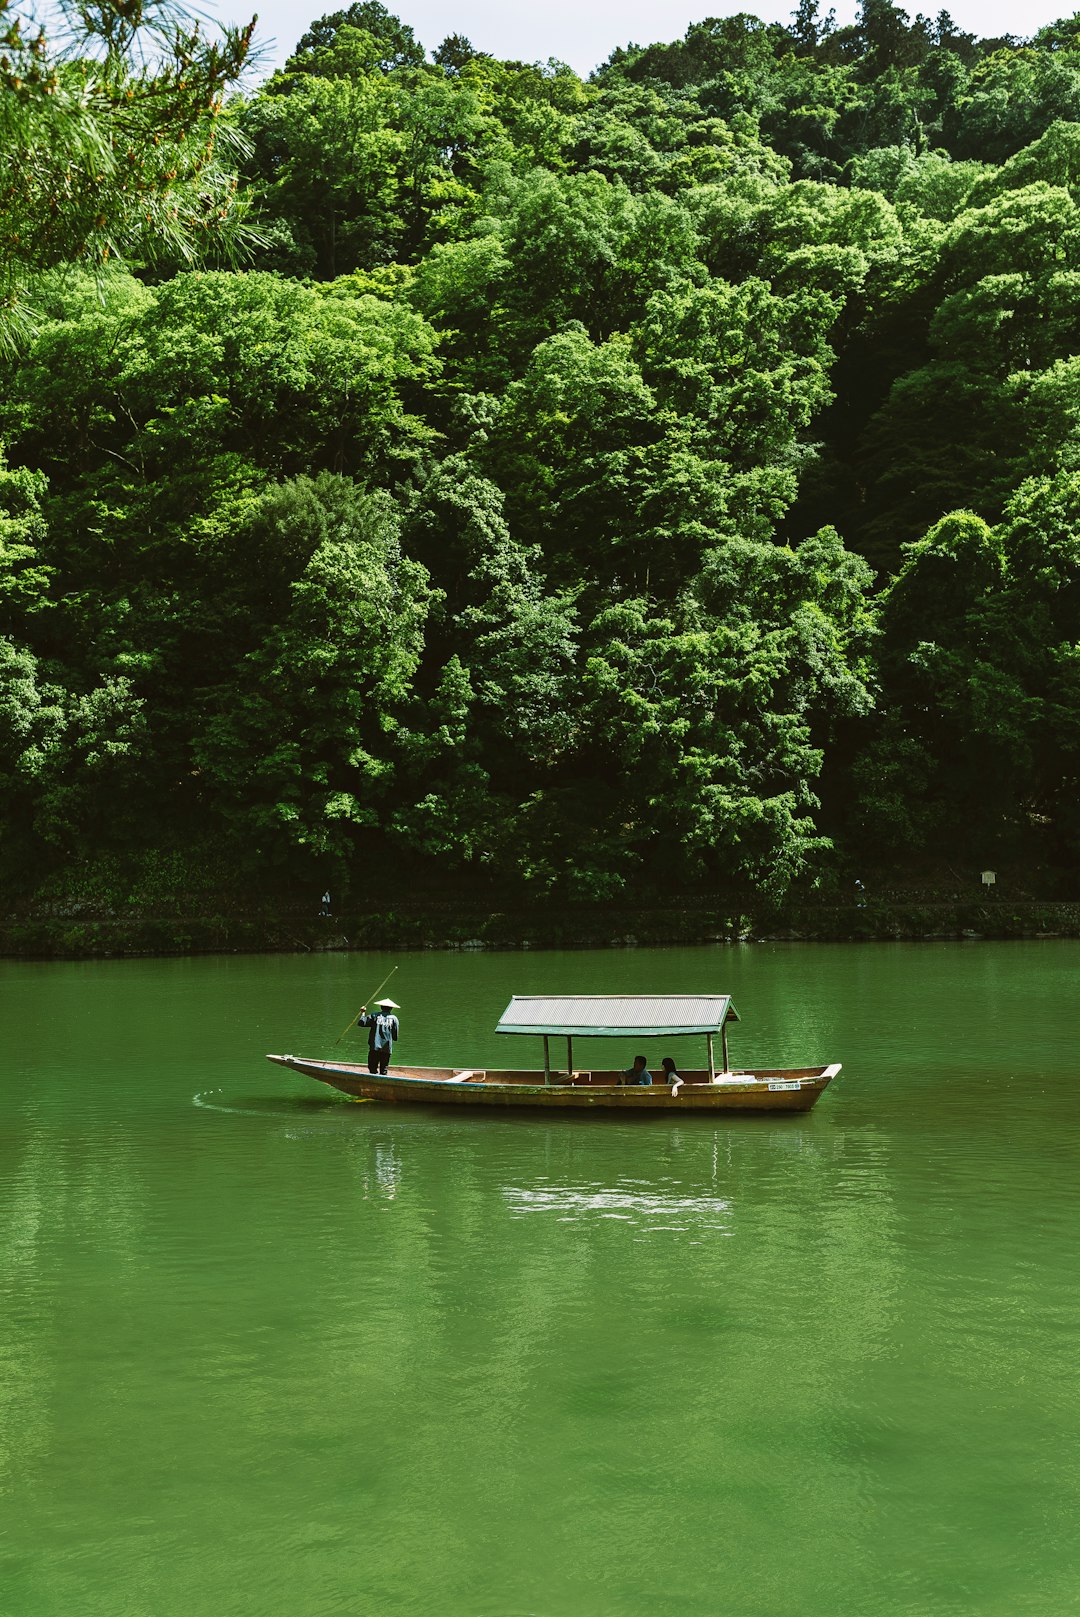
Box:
(495, 995, 739, 1038)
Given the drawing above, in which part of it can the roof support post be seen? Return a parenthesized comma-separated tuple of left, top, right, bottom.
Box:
(566, 1036, 573, 1077)
(707, 1032, 716, 1083)
(543, 1035, 550, 1085)
(721, 1018, 730, 1074)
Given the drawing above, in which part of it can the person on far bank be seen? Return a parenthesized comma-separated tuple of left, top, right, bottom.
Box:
(356, 998, 400, 1075)
(620, 1054, 652, 1086)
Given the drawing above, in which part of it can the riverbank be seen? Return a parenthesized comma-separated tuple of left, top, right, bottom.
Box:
(4, 896, 1080, 957)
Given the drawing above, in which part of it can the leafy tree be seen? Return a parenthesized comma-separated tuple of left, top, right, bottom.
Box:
(0, 0, 256, 352)
(433, 35, 488, 75)
(854, 484, 1080, 861)
(286, 3, 424, 72)
(0, 454, 51, 628)
(0, 636, 64, 873)
(552, 526, 873, 898)
(243, 34, 495, 273)
(482, 324, 661, 584)
(623, 14, 785, 93)
(489, 169, 698, 356)
(943, 47, 1080, 163)
(848, 147, 987, 221)
(241, 59, 403, 276)
(8, 269, 440, 495)
(388, 653, 501, 866)
(193, 474, 431, 864)
(636, 278, 840, 540)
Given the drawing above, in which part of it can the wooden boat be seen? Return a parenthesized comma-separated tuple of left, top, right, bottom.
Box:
(268, 994, 840, 1113)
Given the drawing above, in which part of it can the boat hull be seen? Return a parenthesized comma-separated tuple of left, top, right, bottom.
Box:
(267, 1056, 840, 1112)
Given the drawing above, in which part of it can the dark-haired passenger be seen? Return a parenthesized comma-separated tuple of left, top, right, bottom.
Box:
(620, 1054, 653, 1086)
(661, 1057, 684, 1097)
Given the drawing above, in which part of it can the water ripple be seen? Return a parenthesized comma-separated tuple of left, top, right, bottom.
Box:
(504, 1180, 733, 1232)
(192, 1090, 303, 1118)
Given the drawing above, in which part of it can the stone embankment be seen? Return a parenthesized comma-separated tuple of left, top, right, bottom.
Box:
(3, 897, 1080, 957)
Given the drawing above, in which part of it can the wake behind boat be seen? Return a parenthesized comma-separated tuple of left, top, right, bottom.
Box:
(268, 994, 841, 1113)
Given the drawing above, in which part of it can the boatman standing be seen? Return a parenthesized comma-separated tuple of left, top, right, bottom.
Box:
(356, 999, 400, 1074)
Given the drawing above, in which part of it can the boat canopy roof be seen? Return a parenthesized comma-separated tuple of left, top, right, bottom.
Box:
(496, 995, 740, 1038)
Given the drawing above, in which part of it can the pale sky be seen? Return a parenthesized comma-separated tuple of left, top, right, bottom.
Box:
(216, 0, 1078, 80)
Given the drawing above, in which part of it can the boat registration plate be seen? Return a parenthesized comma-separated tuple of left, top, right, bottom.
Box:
(768, 1080, 801, 1091)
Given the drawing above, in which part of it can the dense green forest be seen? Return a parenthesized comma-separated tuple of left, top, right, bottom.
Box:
(4, 0, 1080, 913)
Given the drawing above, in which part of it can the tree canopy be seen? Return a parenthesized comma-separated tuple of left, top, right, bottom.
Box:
(4, 0, 1080, 906)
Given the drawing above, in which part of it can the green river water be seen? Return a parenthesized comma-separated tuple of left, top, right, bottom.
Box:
(2, 941, 1078, 1617)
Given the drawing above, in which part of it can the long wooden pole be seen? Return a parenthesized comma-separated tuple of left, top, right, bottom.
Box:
(334, 966, 398, 1046)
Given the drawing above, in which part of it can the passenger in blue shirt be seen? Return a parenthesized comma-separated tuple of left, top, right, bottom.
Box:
(620, 1054, 653, 1085)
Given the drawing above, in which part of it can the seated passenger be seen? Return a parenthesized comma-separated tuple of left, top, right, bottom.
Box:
(620, 1053, 653, 1086)
(661, 1057, 683, 1096)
